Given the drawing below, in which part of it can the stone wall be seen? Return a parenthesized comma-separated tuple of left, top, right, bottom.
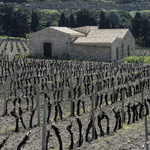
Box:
(122, 30, 135, 57)
(70, 44, 111, 61)
(111, 38, 121, 61)
(110, 31, 135, 61)
(29, 27, 70, 58)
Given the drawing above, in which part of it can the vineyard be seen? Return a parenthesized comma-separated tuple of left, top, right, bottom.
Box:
(0, 39, 150, 150)
(0, 39, 29, 59)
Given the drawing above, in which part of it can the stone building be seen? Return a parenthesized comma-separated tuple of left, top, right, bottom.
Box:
(29, 26, 135, 61)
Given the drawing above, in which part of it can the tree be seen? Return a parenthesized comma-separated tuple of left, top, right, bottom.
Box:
(1, 4, 14, 38)
(141, 15, 150, 47)
(69, 14, 75, 28)
(131, 12, 142, 45)
(12, 9, 30, 38)
(30, 10, 39, 32)
(46, 21, 52, 27)
(66, 17, 69, 27)
(58, 13, 67, 27)
(105, 17, 111, 29)
(108, 11, 122, 28)
(18, 12, 30, 38)
(76, 9, 97, 27)
(98, 11, 110, 29)
(117, 10, 133, 28)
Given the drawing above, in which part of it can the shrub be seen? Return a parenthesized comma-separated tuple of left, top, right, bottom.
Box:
(123, 56, 150, 64)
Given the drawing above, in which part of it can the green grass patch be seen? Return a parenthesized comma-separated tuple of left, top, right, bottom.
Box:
(123, 56, 150, 64)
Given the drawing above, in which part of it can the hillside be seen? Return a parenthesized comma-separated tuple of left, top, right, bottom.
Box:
(2, 0, 150, 11)
(1, 0, 150, 3)
(1, 0, 150, 11)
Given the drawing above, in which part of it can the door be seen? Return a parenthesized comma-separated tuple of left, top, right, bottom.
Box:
(44, 43, 52, 57)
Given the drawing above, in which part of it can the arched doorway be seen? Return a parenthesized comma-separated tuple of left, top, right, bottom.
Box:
(43, 42, 52, 57)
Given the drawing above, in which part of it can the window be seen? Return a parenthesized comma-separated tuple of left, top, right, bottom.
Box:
(127, 45, 130, 56)
(122, 44, 124, 58)
(116, 47, 119, 60)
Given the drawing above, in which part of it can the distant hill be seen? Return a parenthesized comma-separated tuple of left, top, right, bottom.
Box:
(5, 0, 150, 12)
(1, 0, 150, 4)
(1, 0, 150, 13)
(0, 0, 150, 12)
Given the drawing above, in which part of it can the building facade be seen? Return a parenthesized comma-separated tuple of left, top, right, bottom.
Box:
(29, 26, 135, 62)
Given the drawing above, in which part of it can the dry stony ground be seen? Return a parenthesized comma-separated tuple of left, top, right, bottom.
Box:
(0, 86, 150, 150)
(0, 39, 150, 150)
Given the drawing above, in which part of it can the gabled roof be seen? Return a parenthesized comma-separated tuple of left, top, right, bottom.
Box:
(87, 29, 129, 39)
(50, 27, 84, 36)
(29, 26, 84, 37)
(72, 26, 98, 34)
(72, 28, 130, 46)
(73, 37, 117, 45)
(29, 27, 131, 46)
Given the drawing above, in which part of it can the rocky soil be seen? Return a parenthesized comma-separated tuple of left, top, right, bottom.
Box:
(0, 85, 150, 150)
(0, 40, 150, 150)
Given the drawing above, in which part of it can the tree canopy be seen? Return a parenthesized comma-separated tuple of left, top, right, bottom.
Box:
(31, 10, 39, 32)
(98, 11, 110, 29)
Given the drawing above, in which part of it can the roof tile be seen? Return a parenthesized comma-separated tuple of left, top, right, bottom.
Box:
(73, 37, 117, 45)
(87, 29, 129, 39)
(50, 27, 84, 36)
